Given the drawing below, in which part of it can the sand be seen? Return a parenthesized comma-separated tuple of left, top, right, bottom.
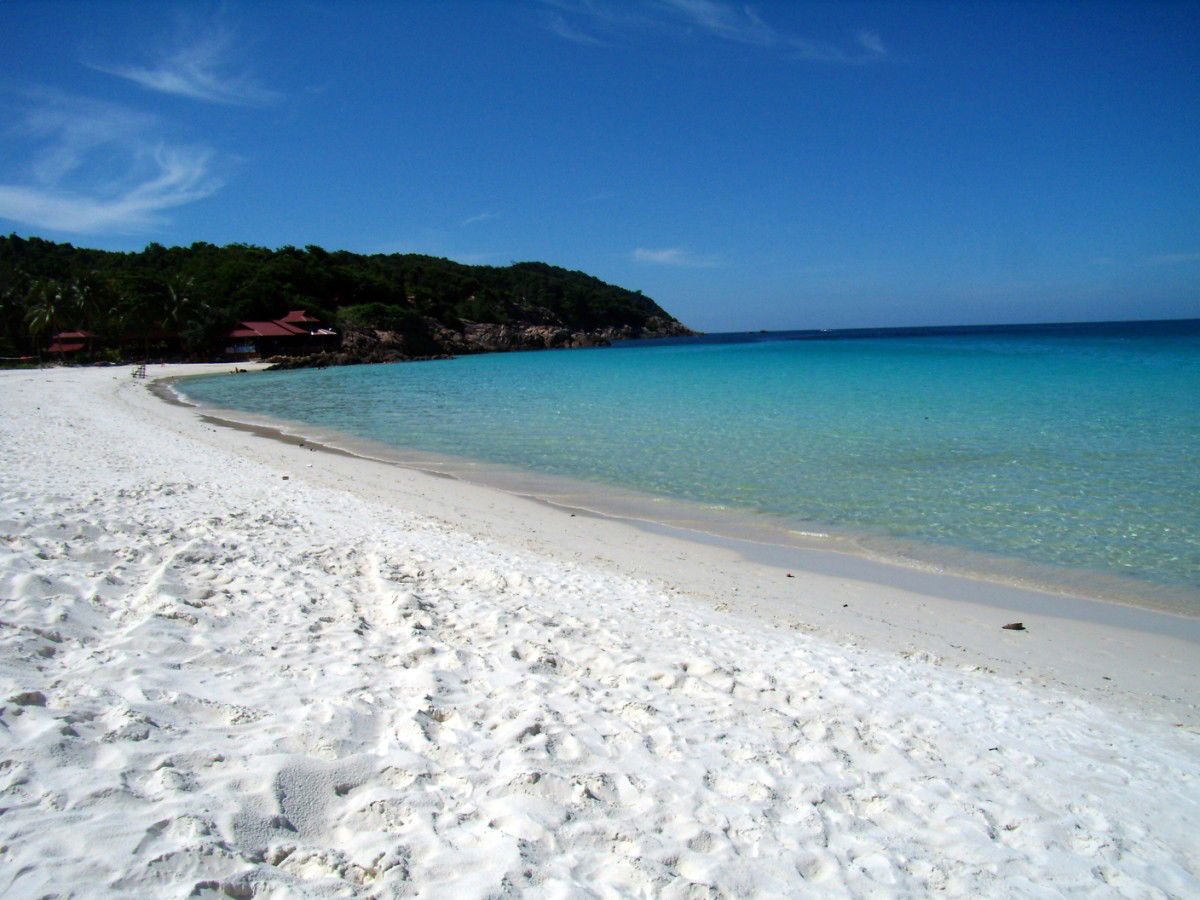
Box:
(1, 363, 1197, 897)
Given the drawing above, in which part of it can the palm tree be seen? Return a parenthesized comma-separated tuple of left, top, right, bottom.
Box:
(24, 279, 65, 355)
(69, 272, 109, 335)
(162, 275, 195, 333)
(0, 267, 31, 357)
(112, 273, 168, 362)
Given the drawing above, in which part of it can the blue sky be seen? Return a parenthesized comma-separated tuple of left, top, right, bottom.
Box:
(1, 1, 1197, 331)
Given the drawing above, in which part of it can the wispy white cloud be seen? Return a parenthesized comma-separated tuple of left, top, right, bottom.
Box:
(659, 0, 775, 46)
(634, 246, 718, 267)
(1145, 252, 1200, 266)
(541, 0, 887, 63)
(0, 150, 215, 233)
(461, 212, 498, 226)
(371, 228, 505, 266)
(662, 0, 888, 61)
(548, 12, 607, 46)
(537, 0, 649, 46)
(13, 92, 157, 186)
(456, 251, 508, 265)
(0, 90, 220, 233)
(857, 31, 886, 56)
(89, 21, 279, 106)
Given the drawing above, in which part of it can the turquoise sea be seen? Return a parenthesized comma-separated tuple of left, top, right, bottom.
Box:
(179, 320, 1200, 613)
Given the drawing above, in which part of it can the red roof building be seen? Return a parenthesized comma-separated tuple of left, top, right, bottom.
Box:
(47, 330, 97, 355)
(224, 311, 337, 359)
(228, 320, 309, 339)
(278, 310, 322, 326)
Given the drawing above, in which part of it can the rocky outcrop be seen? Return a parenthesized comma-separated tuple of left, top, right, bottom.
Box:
(595, 316, 696, 342)
(267, 316, 697, 370)
(458, 323, 609, 352)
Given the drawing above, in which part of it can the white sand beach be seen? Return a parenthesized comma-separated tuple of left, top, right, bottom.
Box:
(2, 363, 1198, 897)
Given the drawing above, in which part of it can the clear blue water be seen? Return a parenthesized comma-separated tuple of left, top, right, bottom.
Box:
(180, 321, 1200, 604)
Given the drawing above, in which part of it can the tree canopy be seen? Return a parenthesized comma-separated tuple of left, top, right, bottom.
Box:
(0, 235, 686, 359)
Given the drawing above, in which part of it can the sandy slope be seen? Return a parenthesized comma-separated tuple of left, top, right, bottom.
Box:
(1, 364, 1198, 897)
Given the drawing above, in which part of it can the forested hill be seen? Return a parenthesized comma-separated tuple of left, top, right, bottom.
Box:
(0, 235, 695, 361)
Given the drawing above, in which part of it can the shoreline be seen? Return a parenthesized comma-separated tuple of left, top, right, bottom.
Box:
(163, 367, 1200, 628)
(152, 364, 1199, 721)
(3, 362, 1198, 895)
(171, 333, 1200, 618)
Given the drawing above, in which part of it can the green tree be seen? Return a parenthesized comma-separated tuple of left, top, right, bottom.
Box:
(0, 265, 30, 356)
(0, 233, 691, 361)
(24, 278, 66, 352)
(68, 271, 113, 335)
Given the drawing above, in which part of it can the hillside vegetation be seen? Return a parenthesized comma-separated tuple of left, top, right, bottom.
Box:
(0, 235, 693, 362)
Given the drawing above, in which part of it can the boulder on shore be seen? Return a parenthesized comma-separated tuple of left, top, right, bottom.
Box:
(267, 316, 696, 370)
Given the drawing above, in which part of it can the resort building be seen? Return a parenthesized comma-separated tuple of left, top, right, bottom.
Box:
(224, 310, 337, 359)
(46, 330, 97, 358)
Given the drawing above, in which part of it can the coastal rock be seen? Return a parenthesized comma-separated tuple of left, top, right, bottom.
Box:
(268, 316, 696, 370)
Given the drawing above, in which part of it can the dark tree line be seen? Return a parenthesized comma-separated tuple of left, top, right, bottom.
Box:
(0, 235, 684, 360)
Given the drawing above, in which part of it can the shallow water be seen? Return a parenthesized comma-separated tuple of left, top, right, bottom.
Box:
(180, 321, 1200, 610)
